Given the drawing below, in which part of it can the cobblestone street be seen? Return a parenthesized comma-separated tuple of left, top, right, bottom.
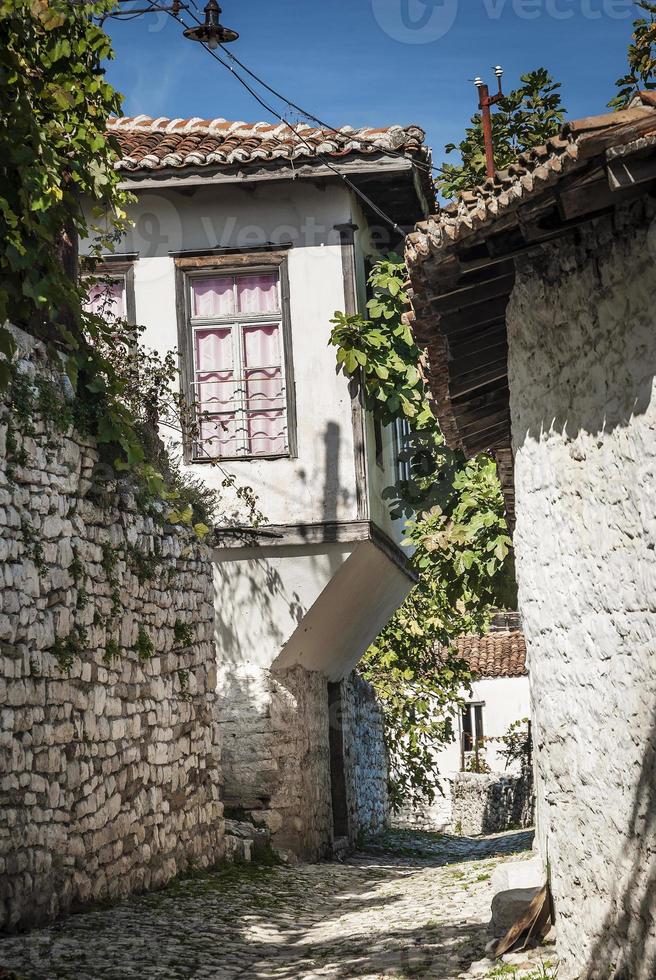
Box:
(0, 830, 557, 980)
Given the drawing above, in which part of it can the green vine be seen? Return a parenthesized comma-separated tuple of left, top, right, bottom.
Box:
(101, 542, 121, 614)
(51, 625, 88, 674)
(177, 668, 192, 701)
(127, 543, 164, 585)
(135, 625, 154, 663)
(20, 519, 46, 575)
(102, 636, 121, 668)
(330, 254, 516, 809)
(173, 619, 194, 648)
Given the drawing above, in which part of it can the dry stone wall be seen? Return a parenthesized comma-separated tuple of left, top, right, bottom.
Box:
(392, 792, 452, 834)
(341, 671, 389, 841)
(218, 665, 390, 859)
(508, 198, 656, 979)
(0, 329, 223, 932)
(217, 662, 334, 861)
(450, 772, 533, 836)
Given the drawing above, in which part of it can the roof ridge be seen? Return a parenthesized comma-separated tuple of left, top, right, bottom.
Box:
(107, 115, 425, 140)
(406, 95, 656, 269)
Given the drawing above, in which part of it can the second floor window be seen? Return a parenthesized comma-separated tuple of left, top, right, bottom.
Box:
(188, 270, 289, 460)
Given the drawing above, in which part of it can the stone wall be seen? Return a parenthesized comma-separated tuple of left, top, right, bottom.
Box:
(450, 772, 533, 837)
(508, 198, 656, 978)
(392, 792, 452, 834)
(341, 671, 389, 841)
(218, 665, 389, 858)
(0, 330, 223, 931)
(217, 662, 334, 861)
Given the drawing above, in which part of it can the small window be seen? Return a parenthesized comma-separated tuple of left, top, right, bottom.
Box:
(187, 270, 290, 460)
(84, 274, 127, 321)
(462, 702, 485, 753)
(82, 259, 135, 324)
(394, 418, 412, 483)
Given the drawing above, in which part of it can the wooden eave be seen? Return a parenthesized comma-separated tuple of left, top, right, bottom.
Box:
(408, 135, 656, 529)
(118, 152, 434, 230)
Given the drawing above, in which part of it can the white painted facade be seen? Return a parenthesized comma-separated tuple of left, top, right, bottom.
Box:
(394, 673, 530, 832)
(83, 156, 423, 856)
(508, 201, 656, 978)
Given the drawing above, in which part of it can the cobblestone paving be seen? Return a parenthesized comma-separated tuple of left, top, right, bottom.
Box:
(0, 830, 557, 980)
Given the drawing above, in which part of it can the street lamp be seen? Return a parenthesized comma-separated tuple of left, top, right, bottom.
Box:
(183, 0, 239, 48)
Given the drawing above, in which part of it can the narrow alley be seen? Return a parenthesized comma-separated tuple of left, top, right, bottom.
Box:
(0, 831, 555, 980)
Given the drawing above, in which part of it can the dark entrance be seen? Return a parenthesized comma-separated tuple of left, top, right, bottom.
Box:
(328, 682, 349, 838)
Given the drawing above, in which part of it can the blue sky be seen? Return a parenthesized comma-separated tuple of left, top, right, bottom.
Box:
(106, 0, 639, 163)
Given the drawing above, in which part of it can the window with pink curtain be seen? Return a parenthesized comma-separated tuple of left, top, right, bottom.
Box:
(85, 278, 126, 320)
(194, 327, 241, 458)
(190, 271, 287, 459)
(244, 324, 285, 456)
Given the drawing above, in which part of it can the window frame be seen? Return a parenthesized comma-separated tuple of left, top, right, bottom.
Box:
(82, 258, 136, 325)
(394, 417, 413, 484)
(461, 701, 485, 754)
(175, 252, 297, 464)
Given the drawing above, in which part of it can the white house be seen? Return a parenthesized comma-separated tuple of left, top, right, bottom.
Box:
(394, 613, 530, 832)
(406, 94, 656, 977)
(83, 114, 433, 859)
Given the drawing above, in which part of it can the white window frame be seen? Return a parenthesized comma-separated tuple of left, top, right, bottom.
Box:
(186, 267, 291, 462)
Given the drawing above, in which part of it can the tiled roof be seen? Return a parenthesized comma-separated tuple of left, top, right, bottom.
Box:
(108, 115, 429, 173)
(404, 93, 656, 526)
(454, 631, 527, 679)
(406, 93, 656, 270)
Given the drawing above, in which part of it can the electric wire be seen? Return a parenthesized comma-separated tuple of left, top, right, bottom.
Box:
(216, 43, 446, 178)
(168, 1, 441, 178)
(162, 7, 408, 234)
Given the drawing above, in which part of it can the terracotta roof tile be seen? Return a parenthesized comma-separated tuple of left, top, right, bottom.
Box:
(108, 115, 429, 174)
(405, 95, 656, 272)
(452, 631, 527, 679)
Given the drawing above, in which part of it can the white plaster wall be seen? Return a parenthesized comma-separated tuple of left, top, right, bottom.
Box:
(84, 181, 364, 526)
(507, 199, 656, 980)
(393, 674, 530, 832)
(212, 543, 355, 672)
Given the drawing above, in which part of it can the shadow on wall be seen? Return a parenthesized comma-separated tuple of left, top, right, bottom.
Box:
(213, 554, 306, 665)
(510, 204, 656, 450)
(507, 202, 656, 979)
(581, 701, 656, 980)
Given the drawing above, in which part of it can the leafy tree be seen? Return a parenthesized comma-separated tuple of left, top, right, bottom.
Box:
(610, 1, 656, 109)
(0, 2, 262, 531)
(437, 68, 566, 200)
(330, 256, 515, 808)
(0, 0, 145, 461)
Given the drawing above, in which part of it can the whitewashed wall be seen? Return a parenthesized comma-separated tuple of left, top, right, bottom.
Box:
(508, 199, 656, 980)
(393, 674, 530, 832)
(85, 181, 363, 525)
(82, 177, 413, 859)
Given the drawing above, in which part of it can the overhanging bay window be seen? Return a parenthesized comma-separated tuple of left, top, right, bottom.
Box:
(179, 257, 295, 461)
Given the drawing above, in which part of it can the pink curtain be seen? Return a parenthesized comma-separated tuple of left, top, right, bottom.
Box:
(190, 272, 285, 457)
(243, 324, 285, 455)
(238, 274, 278, 315)
(85, 279, 125, 319)
(192, 277, 235, 317)
(194, 327, 240, 457)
